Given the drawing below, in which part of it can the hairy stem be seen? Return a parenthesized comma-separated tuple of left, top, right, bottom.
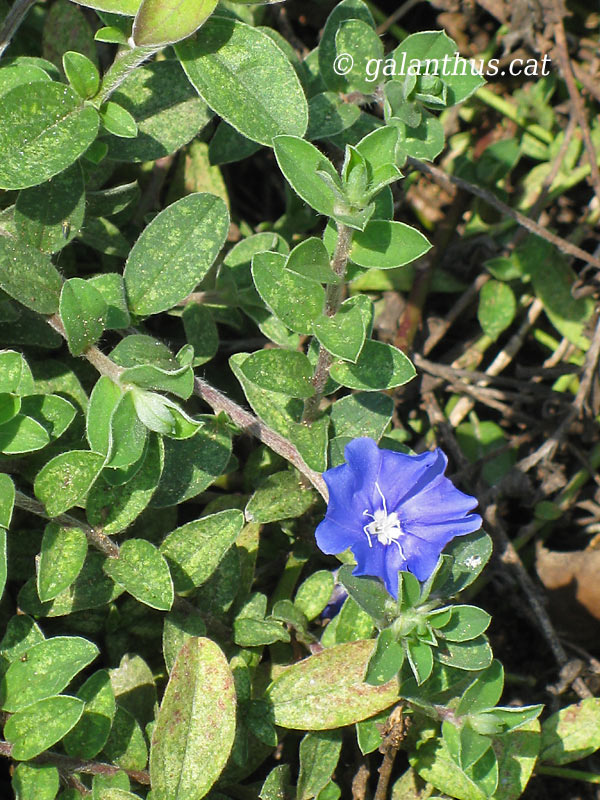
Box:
(93, 44, 158, 105)
(14, 490, 119, 558)
(0, 0, 36, 58)
(43, 317, 328, 500)
(0, 739, 150, 785)
(302, 222, 353, 424)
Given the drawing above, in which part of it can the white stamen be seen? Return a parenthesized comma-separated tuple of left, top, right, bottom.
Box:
(362, 482, 405, 556)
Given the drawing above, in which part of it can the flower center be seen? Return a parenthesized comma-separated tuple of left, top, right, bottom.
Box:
(363, 482, 405, 556)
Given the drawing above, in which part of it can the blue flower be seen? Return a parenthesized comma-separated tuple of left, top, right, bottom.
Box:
(315, 438, 482, 598)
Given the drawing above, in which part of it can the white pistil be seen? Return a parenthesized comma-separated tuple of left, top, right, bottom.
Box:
(363, 482, 405, 556)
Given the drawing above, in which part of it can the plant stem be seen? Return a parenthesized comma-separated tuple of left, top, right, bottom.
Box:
(301, 222, 353, 425)
(0, 739, 150, 785)
(14, 490, 119, 558)
(43, 316, 328, 500)
(94, 44, 158, 106)
(536, 765, 600, 785)
(0, 0, 36, 58)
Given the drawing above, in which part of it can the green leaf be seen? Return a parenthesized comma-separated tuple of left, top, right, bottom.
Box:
(318, 0, 374, 93)
(86, 376, 121, 455)
(150, 637, 236, 800)
(12, 763, 59, 800)
(245, 471, 316, 524)
(240, 350, 315, 398)
(15, 162, 85, 254)
(391, 31, 485, 105)
(431, 530, 493, 596)
(63, 670, 116, 759)
(313, 297, 368, 362)
(0, 412, 50, 454)
(0, 393, 20, 426)
(133, 0, 217, 45)
(88, 273, 131, 330)
(35, 450, 105, 516)
(285, 237, 340, 284)
(75, 0, 140, 12)
(0, 64, 51, 99)
(162, 607, 207, 673)
(365, 628, 404, 685)
(5, 695, 84, 760)
(182, 303, 218, 366)
(338, 564, 395, 627)
(456, 660, 504, 716)
(161, 509, 244, 593)
(297, 730, 343, 800)
(105, 390, 148, 469)
(436, 636, 493, 671)
(86, 182, 139, 219)
(0, 635, 98, 712)
(266, 639, 398, 729)
(0, 229, 62, 313)
(86, 433, 164, 533)
(351, 220, 431, 268)
(332, 595, 375, 644)
(176, 16, 308, 146)
(151, 419, 232, 506)
(260, 765, 292, 800)
(273, 135, 340, 219)
(518, 238, 593, 348)
(439, 606, 491, 642)
(295, 571, 335, 621)
(63, 51, 99, 98)
(307, 92, 361, 140)
(0, 351, 34, 395)
(0, 82, 99, 189)
(18, 552, 123, 618)
(208, 119, 262, 165)
(393, 111, 445, 164)
(60, 278, 108, 356)
(119, 363, 194, 400)
(234, 617, 290, 647)
(477, 280, 516, 341)
(406, 639, 434, 685)
(104, 539, 174, 611)
(0, 474, 14, 529)
(330, 391, 393, 441)
(0, 528, 6, 602)
(124, 193, 229, 316)
(540, 698, 600, 766)
(334, 19, 384, 94)
(99, 101, 138, 138)
(252, 251, 324, 334)
(329, 339, 416, 391)
(356, 711, 387, 756)
(102, 704, 147, 771)
(37, 523, 88, 602)
(103, 60, 212, 162)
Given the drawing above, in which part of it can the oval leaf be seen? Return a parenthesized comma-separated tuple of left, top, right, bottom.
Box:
(0, 82, 99, 189)
(5, 695, 84, 760)
(150, 637, 236, 799)
(104, 539, 174, 611)
(176, 16, 308, 145)
(133, 0, 218, 46)
(34, 450, 105, 516)
(124, 193, 229, 316)
(1, 635, 98, 712)
(265, 639, 398, 729)
(351, 220, 431, 268)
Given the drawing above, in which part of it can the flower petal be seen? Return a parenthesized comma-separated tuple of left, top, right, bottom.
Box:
(343, 437, 383, 507)
(401, 476, 479, 527)
(377, 448, 446, 511)
(402, 536, 444, 582)
(351, 538, 405, 599)
(322, 461, 363, 520)
(404, 512, 482, 545)
(315, 515, 358, 554)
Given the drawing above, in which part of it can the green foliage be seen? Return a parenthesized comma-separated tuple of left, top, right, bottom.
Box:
(0, 1, 595, 797)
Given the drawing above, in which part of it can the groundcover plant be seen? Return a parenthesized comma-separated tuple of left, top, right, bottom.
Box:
(0, 0, 600, 797)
